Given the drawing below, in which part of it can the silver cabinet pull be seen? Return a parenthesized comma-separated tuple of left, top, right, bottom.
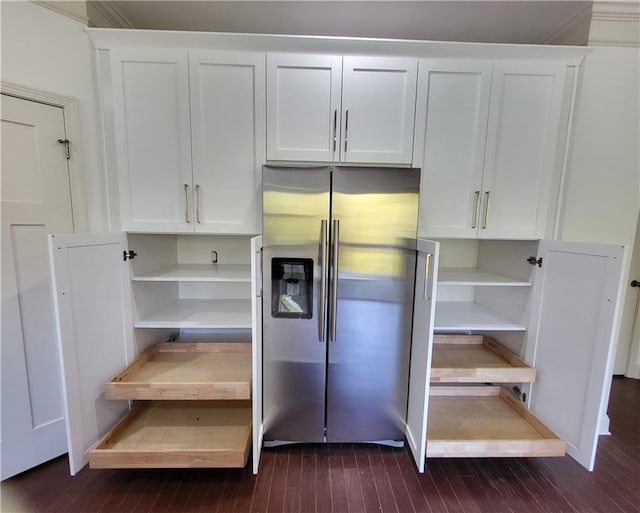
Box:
(472, 191, 481, 229)
(318, 220, 328, 342)
(195, 184, 201, 224)
(332, 109, 338, 153)
(329, 219, 340, 342)
(424, 253, 432, 299)
(184, 184, 191, 223)
(482, 191, 491, 229)
(343, 110, 349, 153)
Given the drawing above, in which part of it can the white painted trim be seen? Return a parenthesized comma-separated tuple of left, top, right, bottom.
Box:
(86, 28, 591, 65)
(599, 414, 611, 435)
(1, 81, 89, 232)
(589, 0, 640, 46)
(626, 363, 640, 378)
(542, 3, 593, 45)
(31, 1, 88, 25)
(87, 1, 134, 29)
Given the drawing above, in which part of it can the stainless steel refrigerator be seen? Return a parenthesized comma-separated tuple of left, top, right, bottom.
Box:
(262, 165, 420, 444)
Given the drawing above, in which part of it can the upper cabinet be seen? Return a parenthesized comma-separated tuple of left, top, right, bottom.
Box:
(415, 59, 567, 240)
(108, 49, 265, 234)
(266, 54, 418, 164)
(110, 49, 193, 233)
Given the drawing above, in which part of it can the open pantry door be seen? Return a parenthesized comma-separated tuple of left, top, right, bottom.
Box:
(406, 239, 439, 472)
(525, 240, 624, 471)
(251, 235, 263, 474)
(48, 233, 134, 475)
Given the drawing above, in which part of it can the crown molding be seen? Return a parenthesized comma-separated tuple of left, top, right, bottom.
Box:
(31, 1, 89, 25)
(87, 1, 134, 29)
(589, 0, 640, 46)
(543, 3, 592, 45)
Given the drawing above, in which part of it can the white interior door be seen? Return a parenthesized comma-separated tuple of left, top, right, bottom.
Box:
(250, 235, 263, 474)
(1, 95, 73, 480)
(526, 240, 624, 471)
(406, 239, 439, 472)
(48, 233, 134, 475)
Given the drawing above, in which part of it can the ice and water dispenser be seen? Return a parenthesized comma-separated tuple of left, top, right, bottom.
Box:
(271, 258, 313, 319)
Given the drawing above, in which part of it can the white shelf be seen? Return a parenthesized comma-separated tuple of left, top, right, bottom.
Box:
(135, 298, 252, 329)
(438, 268, 531, 287)
(435, 302, 526, 332)
(132, 264, 251, 282)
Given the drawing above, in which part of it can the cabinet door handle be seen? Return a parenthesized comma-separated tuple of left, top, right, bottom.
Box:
(472, 191, 480, 229)
(195, 184, 201, 224)
(343, 109, 349, 153)
(423, 253, 432, 299)
(184, 184, 191, 223)
(482, 191, 491, 229)
(332, 109, 338, 153)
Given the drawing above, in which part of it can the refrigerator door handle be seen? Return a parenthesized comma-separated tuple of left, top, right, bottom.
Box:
(329, 219, 340, 342)
(319, 219, 328, 342)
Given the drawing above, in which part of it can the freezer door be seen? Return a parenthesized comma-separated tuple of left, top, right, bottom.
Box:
(262, 165, 330, 442)
(327, 166, 420, 442)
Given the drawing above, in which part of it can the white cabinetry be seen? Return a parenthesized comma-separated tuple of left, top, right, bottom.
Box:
(266, 54, 417, 164)
(424, 239, 623, 471)
(415, 60, 567, 240)
(110, 50, 193, 232)
(108, 50, 264, 234)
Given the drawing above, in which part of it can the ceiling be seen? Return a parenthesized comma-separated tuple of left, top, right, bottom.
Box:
(108, 1, 593, 45)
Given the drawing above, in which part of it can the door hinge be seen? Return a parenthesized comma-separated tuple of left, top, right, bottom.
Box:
(527, 256, 543, 268)
(57, 138, 70, 160)
(123, 250, 137, 261)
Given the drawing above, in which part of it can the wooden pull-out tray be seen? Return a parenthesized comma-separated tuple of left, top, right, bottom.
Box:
(431, 335, 535, 383)
(89, 401, 251, 469)
(105, 342, 251, 400)
(426, 386, 565, 458)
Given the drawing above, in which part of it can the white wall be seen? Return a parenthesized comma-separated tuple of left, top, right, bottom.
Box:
(559, 45, 640, 376)
(1, 0, 108, 231)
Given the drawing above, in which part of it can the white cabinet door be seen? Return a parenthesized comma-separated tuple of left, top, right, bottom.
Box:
(406, 239, 439, 472)
(250, 236, 263, 474)
(414, 60, 492, 238)
(341, 57, 418, 164)
(48, 233, 134, 475)
(266, 54, 342, 162)
(526, 240, 623, 471)
(480, 62, 566, 239)
(190, 52, 265, 234)
(110, 49, 193, 232)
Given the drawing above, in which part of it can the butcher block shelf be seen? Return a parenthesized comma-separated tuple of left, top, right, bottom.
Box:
(426, 386, 565, 458)
(105, 342, 252, 400)
(89, 401, 251, 469)
(430, 335, 535, 383)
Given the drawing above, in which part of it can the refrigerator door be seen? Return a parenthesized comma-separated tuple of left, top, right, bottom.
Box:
(327, 166, 420, 442)
(262, 165, 330, 442)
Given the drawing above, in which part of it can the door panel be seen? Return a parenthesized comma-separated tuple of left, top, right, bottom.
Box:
(341, 57, 418, 164)
(110, 49, 193, 232)
(526, 240, 623, 470)
(327, 167, 419, 442)
(251, 235, 263, 473)
(266, 54, 342, 162)
(48, 233, 134, 475)
(1, 96, 72, 479)
(262, 166, 330, 442)
(190, 52, 265, 234)
(406, 239, 439, 472)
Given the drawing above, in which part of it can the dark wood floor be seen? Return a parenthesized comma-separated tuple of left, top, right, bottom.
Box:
(2, 377, 639, 513)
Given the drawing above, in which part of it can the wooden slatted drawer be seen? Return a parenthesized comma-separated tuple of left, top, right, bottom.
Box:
(426, 386, 565, 458)
(89, 401, 251, 469)
(431, 334, 535, 383)
(104, 342, 251, 400)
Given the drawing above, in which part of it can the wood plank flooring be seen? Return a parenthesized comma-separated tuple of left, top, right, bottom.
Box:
(2, 377, 639, 513)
